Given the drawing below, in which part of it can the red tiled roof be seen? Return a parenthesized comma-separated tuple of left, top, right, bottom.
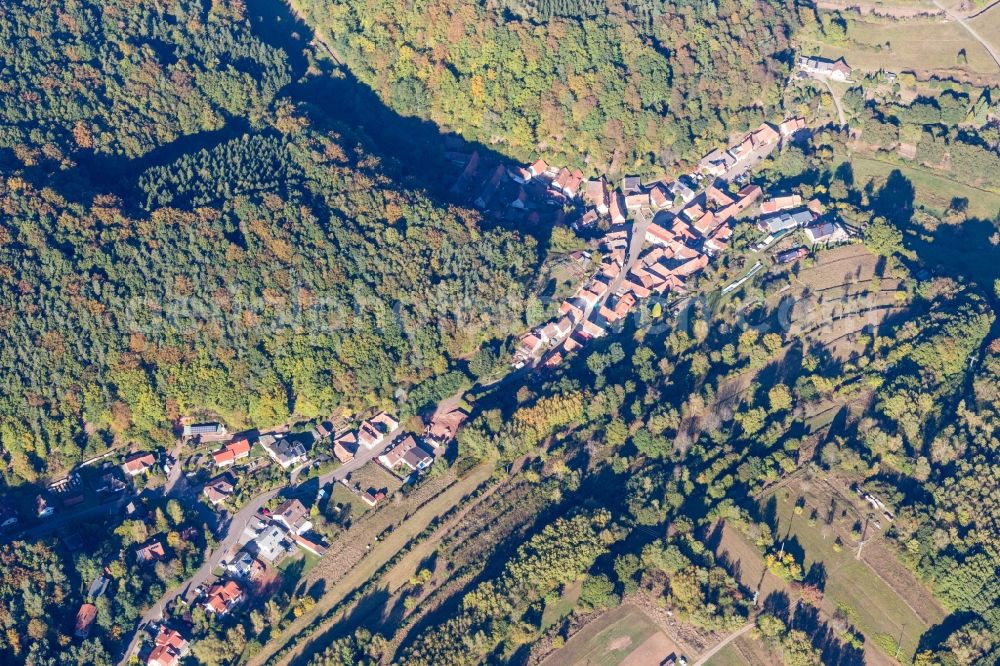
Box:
(123, 452, 155, 475)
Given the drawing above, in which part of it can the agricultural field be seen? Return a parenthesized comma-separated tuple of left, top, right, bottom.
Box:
(778, 244, 906, 360)
(543, 604, 681, 666)
(847, 156, 1000, 218)
(968, 3, 1000, 54)
(248, 463, 495, 665)
(712, 522, 789, 604)
(763, 476, 946, 662)
(809, 14, 1000, 82)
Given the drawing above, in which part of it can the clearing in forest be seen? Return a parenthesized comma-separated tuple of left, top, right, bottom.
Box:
(543, 604, 680, 666)
(809, 15, 1000, 80)
(763, 477, 945, 662)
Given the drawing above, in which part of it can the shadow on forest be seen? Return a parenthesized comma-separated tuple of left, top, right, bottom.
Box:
(286, 586, 392, 666)
(15, 0, 554, 256)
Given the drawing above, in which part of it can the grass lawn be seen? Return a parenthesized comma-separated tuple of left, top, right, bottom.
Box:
(543, 605, 664, 666)
(807, 16, 999, 78)
(541, 580, 583, 629)
(704, 643, 753, 666)
(969, 4, 1000, 55)
(330, 482, 371, 516)
(278, 550, 320, 577)
(847, 155, 1000, 218)
(767, 488, 931, 661)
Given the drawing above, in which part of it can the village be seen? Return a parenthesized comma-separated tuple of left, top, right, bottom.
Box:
(441, 66, 854, 374)
(0, 57, 863, 666)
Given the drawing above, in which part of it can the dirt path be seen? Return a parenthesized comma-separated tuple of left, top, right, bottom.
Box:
(825, 80, 847, 126)
(692, 622, 755, 666)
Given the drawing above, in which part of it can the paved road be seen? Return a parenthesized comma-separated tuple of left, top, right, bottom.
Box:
(115, 424, 405, 665)
(933, 0, 1000, 70)
(692, 621, 755, 666)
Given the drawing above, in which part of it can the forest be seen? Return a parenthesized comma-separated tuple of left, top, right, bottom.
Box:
(289, 0, 804, 174)
(0, 0, 538, 485)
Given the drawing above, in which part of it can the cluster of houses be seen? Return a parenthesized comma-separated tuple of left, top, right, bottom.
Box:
(699, 118, 805, 177)
(335, 405, 469, 507)
(511, 115, 845, 371)
(145, 625, 189, 666)
(798, 55, 853, 82)
(331, 411, 399, 464)
(752, 195, 849, 251)
(213, 495, 327, 613)
(446, 141, 589, 226)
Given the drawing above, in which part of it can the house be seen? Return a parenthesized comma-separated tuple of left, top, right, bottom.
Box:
(578, 320, 606, 340)
(673, 254, 709, 278)
(779, 116, 807, 137)
(36, 495, 54, 518)
(260, 435, 307, 469)
(204, 580, 243, 615)
(74, 603, 97, 638)
(699, 148, 735, 176)
(542, 351, 563, 369)
(760, 194, 802, 215)
(553, 167, 584, 198)
(474, 165, 505, 209)
(251, 524, 292, 562)
(136, 540, 166, 564)
(705, 225, 733, 255)
(203, 473, 236, 506)
(760, 209, 814, 233)
(584, 179, 609, 214)
(122, 452, 156, 477)
(649, 185, 670, 209)
(333, 432, 357, 464)
(378, 435, 435, 472)
(706, 184, 735, 209)
(227, 551, 265, 581)
(311, 422, 332, 442)
(212, 439, 252, 468)
(692, 210, 717, 236)
(426, 407, 468, 446)
(798, 55, 852, 81)
(294, 533, 329, 557)
(361, 489, 386, 507)
(644, 222, 674, 247)
(0, 504, 18, 529)
(183, 422, 226, 439)
(508, 165, 533, 184)
(272, 499, 313, 535)
(669, 180, 696, 203)
(625, 193, 650, 210)
(529, 158, 549, 177)
(622, 175, 642, 194)
(777, 247, 809, 264)
(751, 123, 781, 148)
(804, 221, 848, 244)
(147, 626, 189, 666)
(87, 574, 110, 598)
(518, 332, 544, 357)
(576, 209, 599, 228)
(609, 192, 626, 225)
(358, 412, 399, 449)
